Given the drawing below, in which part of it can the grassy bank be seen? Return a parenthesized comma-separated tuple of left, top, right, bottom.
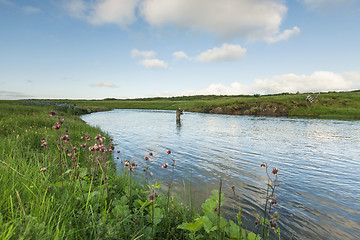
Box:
(0, 101, 281, 239)
(18, 90, 360, 120)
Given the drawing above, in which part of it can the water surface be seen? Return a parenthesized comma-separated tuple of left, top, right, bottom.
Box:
(81, 109, 360, 240)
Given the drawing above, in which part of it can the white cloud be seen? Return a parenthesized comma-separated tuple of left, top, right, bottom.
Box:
(131, 49, 157, 58)
(22, 6, 41, 14)
(64, 0, 139, 27)
(180, 71, 360, 96)
(139, 59, 168, 69)
(140, 0, 289, 40)
(173, 51, 190, 60)
(265, 26, 301, 43)
(90, 82, 118, 87)
(196, 44, 247, 63)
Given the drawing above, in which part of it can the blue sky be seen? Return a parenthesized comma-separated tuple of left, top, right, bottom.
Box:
(1, 0, 360, 100)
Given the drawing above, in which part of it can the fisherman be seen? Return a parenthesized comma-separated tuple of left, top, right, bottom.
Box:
(176, 107, 183, 123)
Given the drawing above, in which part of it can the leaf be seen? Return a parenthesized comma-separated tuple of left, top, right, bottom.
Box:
(153, 207, 163, 226)
(202, 216, 213, 233)
(202, 199, 217, 214)
(178, 218, 204, 232)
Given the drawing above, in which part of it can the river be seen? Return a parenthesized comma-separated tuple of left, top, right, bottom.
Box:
(81, 109, 360, 240)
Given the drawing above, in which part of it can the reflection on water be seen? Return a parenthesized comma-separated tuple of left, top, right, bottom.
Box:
(81, 109, 360, 240)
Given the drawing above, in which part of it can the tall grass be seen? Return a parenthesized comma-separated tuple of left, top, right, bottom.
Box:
(0, 101, 282, 239)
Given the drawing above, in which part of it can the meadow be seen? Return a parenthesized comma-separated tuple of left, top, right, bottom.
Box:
(21, 90, 360, 120)
(0, 101, 281, 239)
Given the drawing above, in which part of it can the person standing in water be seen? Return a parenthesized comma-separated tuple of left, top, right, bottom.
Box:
(176, 107, 183, 123)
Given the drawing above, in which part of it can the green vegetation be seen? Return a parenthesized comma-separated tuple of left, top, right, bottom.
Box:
(17, 90, 360, 120)
(0, 101, 281, 239)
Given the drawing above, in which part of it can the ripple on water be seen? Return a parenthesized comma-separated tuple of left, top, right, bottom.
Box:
(81, 109, 360, 240)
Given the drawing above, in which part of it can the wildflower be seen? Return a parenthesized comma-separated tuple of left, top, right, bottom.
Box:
(162, 163, 168, 168)
(272, 167, 279, 175)
(166, 150, 171, 155)
(41, 138, 46, 142)
(261, 163, 266, 168)
(125, 160, 130, 167)
(149, 152, 153, 157)
(52, 124, 60, 130)
(93, 144, 100, 151)
(100, 147, 107, 153)
(144, 156, 149, 160)
(149, 172, 153, 176)
(269, 220, 277, 228)
(148, 195, 154, 202)
(40, 167, 46, 172)
(270, 198, 277, 205)
(214, 207, 218, 212)
(80, 143, 86, 148)
(56, 120, 63, 126)
(41, 142, 48, 147)
(117, 150, 120, 153)
(95, 134, 101, 140)
(109, 146, 115, 152)
(89, 146, 95, 152)
(116, 156, 119, 159)
(49, 112, 56, 117)
(154, 192, 158, 198)
(73, 147, 78, 151)
(30, 186, 33, 188)
(131, 162, 136, 167)
(68, 153, 72, 157)
(104, 176, 108, 182)
(110, 138, 114, 141)
(81, 136, 84, 139)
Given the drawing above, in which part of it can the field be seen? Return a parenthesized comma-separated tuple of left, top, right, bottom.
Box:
(18, 90, 360, 120)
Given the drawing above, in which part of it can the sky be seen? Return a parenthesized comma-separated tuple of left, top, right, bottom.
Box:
(1, 0, 360, 100)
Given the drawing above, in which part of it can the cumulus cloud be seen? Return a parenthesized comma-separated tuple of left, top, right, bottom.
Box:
(173, 51, 190, 60)
(140, 0, 289, 40)
(22, 6, 41, 14)
(139, 59, 168, 69)
(90, 82, 118, 87)
(265, 26, 301, 43)
(196, 44, 247, 63)
(180, 71, 360, 96)
(63, 0, 139, 26)
(131, 49, 157, 58)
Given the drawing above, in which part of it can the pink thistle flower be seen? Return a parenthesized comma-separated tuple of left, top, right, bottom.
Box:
(73, 147, 78, 151)
(40, 167, 46, 172)
(261, 163, 266, 168)
(49, 112, 56, 117)
(41, 142, 48, 147)
(41, 138, 46, 142)
(166, 150, 171, 155)
(52, 124, 60, 130)
(162, 163, 168, 168)
(109, 146, 115, 152)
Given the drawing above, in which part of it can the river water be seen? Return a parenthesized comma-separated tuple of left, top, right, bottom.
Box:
(81, 109, 360, 240)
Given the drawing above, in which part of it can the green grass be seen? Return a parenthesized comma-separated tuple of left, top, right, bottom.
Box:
(15, 90, 360, 120)
(0, 101, 281, 239)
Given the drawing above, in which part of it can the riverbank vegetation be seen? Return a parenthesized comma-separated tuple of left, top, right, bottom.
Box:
(0, 102, 281, 239)
(15, 90, 360, 120)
